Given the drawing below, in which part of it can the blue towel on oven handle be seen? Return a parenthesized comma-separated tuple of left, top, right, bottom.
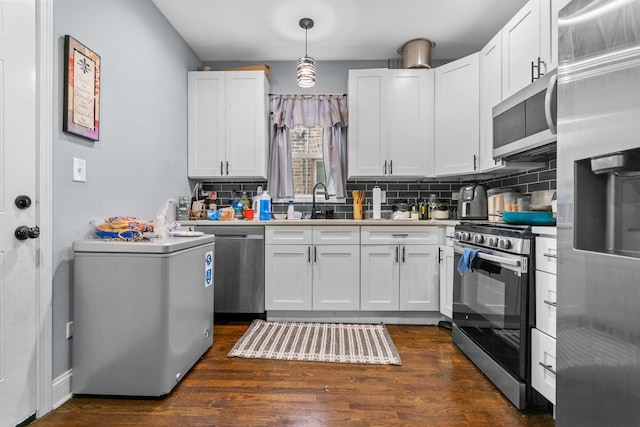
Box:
(457, 248, 479, 275)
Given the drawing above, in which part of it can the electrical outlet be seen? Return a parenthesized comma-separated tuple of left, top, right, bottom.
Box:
(66, 321, 74, 339)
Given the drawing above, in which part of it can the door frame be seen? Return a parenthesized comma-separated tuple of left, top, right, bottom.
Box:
(35, 0, 54, 417)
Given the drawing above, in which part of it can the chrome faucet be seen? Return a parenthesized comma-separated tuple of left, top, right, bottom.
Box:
(311, 182, 329, 219)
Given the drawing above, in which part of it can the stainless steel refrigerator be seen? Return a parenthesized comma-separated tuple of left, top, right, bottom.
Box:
(557, 0, 640, 425)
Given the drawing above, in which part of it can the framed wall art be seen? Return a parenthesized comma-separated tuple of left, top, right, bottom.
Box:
(63, 35, 101, 141)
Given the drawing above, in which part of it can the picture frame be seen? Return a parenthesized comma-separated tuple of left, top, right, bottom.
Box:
(63, 35, 101, 141)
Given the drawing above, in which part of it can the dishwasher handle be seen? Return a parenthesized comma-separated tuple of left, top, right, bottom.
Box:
(214, 234, 264, 240)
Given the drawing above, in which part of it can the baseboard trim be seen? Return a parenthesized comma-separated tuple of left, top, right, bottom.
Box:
(51, 370, 72, 409)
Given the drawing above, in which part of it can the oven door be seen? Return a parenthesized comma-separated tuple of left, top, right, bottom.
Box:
(453, 241, 530, 380)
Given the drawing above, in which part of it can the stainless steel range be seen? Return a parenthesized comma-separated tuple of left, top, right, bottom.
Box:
(452, 222, 547, 410)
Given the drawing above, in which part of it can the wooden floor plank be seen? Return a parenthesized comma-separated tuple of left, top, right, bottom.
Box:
(33, 322, 555, 426)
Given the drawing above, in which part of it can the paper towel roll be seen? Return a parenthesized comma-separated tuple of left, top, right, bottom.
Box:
(373, 186, 381, 219)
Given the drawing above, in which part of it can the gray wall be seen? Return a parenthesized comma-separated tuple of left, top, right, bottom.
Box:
(53, 0, 201, 378)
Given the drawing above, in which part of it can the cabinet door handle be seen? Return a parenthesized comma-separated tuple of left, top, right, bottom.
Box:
(531, 60, 535, 82)
(537, 56, 545, 78)
(391, 234, 409, 238)
(438, 247, 443, 263)
(384, 160, 387, 175)
(314, 246, 317, 263)
(220, 161, 224, 176)
(308, 246, 311, 263)
(473, 155, 477, 171)
(531, 57, 545, 82)
(543, 300, 557, 307)
(389, 160, 393, 175)
(539, 362, 556, 375)
(226, 161, 229, 175)
(395, 246, 399, 263)
(402, 246, 406, 263)
(543, 252, 557, 259)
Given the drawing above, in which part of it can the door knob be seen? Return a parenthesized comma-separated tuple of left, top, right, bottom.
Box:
(15, 195, 32, 209)
(15, 225, 40, 241)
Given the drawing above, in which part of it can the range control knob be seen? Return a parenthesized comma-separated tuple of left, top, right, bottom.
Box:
(461, 232, 471, 241)
(454, 231, 462, 240)
(488, 236, 499, 247)
(498, 239, 512, 250)
(472, 234, 484, 244)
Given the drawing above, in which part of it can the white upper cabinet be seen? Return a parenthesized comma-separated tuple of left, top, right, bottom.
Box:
(348, 68, 434, 178)
(187, 71, 269, 179)
(434, 52, 480, 176)
(387, 70, 434, 177)
(347, 69, 387, 177)
(479, 32, 503, 172)
(501, 0, 552, 99)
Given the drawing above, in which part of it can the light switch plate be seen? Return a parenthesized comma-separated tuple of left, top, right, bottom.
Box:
(73, 158, 86, 182)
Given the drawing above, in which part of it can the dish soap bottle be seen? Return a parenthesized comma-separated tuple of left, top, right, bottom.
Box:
(240, 192, 251, 210)
(287, 200, 295, 220)
(259, 189, 271, 221)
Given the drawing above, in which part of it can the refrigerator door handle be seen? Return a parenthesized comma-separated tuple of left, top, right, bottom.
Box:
(545, 73, 558, 135)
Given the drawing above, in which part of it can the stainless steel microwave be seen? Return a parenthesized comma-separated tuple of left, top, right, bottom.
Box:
(493, 69, 557, 160)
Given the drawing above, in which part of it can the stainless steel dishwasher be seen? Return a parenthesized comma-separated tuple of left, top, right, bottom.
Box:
(196, 225, 265, 317)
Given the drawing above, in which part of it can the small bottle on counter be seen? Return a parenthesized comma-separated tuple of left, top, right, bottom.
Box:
(410, 202, 419, 220)
(240, 192, 251, 210)
(287, 201, 295, 220)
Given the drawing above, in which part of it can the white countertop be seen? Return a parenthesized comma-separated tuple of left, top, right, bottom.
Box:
(532, 226, 557, 236)
(181, 219, 460, 227)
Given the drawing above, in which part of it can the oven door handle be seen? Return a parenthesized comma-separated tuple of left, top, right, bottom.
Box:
(455, 245, 521, 267)
(476, 252, 521, 267)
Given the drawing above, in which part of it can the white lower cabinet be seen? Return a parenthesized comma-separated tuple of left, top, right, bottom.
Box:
(438, 244, 455, 319)
(265, 226, 360, 311)
(266, 225, 442, 314)
(360, 226, 440, 311)
(312, 245, 360, 310)
(265, 244, 313, 310)
(360, 245, 399, 310)
(531, 233, 557, 405)
(532, 328, 556, 404)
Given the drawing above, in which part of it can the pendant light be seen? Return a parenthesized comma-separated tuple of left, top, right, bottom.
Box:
(297, 18, 316, 88)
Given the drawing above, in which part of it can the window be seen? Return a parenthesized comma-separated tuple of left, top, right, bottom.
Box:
(289, 125, 335, 200)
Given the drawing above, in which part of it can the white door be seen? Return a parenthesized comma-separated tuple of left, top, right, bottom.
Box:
(399, 245, 439, 311)
(312, 245, 360, 311)
(439, 245, 455, 318)
(347, 69, 388, 178)
(434, 52, 480, 176)
(360, 245, 399, 311)
(0, 0, 38, 425)
(479, 32, 503, 172)
(264, 245, 312, 311)
(387, 69, 434, 177)
(225, 71, 268, 179)
(187, 71, 226, 178)
(501, 0, 542, 98)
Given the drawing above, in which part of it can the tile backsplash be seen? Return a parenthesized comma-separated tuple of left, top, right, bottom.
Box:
(200, 156, 556, 220)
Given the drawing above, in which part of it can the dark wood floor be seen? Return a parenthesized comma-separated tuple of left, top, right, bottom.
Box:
(33, 322, 555, 426)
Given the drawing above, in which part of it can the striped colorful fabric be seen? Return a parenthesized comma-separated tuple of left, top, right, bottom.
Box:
(227, 320, 402, 365)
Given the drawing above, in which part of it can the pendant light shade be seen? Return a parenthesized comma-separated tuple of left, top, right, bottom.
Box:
(297, 18, 316, 88)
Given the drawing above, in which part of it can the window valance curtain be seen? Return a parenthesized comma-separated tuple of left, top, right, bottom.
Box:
(268, 94, 348, 199)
